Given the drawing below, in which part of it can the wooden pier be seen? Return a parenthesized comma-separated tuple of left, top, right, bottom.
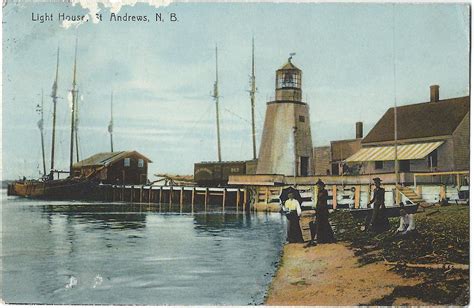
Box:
(92, 184, 250, 212)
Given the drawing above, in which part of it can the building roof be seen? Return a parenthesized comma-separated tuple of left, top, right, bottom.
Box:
(73, 151, 152, 168)
(278, 60, 301, 71)
(330, 139, 362, 161)
(362, 96, 470, 144)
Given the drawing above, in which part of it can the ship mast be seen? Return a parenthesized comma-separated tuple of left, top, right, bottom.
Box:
(36, 90, 47, 176)
(69, 37, 78, 175)
(108, 91, 114, 152)
(212, 45, 222, 162)
(249, 37, 257, 160)
(50, 47, 59, 177)
(74, 90, 80, 163)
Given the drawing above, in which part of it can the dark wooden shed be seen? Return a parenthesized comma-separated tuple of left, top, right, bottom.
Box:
(72, 151, 152, 185)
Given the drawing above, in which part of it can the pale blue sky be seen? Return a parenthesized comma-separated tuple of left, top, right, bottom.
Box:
(2, 2, 470, 179)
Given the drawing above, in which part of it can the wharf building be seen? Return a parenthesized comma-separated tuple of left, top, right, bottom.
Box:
(314, 86, 469, 180)
(73, 151, 152, 185)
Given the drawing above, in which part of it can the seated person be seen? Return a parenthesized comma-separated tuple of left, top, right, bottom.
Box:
(395, 207, 415, 236)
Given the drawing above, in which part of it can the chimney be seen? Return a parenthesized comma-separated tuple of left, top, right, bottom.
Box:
(430, 85, 440, 102)
(356, 122, 363, 139)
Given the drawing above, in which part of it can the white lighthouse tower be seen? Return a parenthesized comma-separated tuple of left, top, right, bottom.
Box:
(256, 56, 313, 176)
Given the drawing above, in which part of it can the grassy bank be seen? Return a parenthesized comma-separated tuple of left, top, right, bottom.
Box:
(331, 205, 469, 305)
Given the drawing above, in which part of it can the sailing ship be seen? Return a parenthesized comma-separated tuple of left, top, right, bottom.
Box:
(7, 41, 101, 199)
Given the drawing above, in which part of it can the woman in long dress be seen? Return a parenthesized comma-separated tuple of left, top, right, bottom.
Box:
(283, 192, 304, 243)
(306, 179, 336, 247)
(367, 177, 390, 233)
(315, 180, 336, 243)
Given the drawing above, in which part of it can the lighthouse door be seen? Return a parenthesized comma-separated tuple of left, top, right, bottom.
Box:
(300, 157, 309, 176)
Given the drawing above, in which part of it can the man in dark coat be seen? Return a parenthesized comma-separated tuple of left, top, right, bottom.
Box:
(367, 177, 390, 233)
(305, 179, 336, 247)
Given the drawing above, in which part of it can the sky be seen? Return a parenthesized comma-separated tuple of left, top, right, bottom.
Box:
(2, 2, 470, 180)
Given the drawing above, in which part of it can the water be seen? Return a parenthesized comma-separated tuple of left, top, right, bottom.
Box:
(1, 191, 287, 305)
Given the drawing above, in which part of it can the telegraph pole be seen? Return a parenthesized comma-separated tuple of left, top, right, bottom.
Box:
(392, 5, 399, 186)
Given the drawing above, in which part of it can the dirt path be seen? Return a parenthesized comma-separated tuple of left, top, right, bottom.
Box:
(265, 243, 430, 306)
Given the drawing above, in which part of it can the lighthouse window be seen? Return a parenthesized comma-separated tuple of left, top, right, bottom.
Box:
(124, 158, 131, 167)
(283, 72, 294, 86)
(277, 72, 300, 88)
(299, 116, 305, 122)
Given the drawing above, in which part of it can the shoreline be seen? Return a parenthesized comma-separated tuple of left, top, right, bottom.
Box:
(265, 205, 469, 305)
(265, 242, 428, 306)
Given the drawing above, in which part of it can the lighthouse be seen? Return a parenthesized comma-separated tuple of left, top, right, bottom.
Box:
(256, 56, 314, 176)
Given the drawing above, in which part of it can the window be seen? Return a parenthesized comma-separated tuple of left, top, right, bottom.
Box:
(375, 161, 384, 170)
(299, 115, 305, 122)
(428, 149, 438, 168)
(138, 159, 144, 168)
(277, 72, 301, 88)
(399, 160, 410, 172)
(124, 158, 131, 167)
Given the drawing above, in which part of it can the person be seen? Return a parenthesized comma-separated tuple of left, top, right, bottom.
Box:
(366, 177, 390, 233)
(305, 179, 336, 247)
(395, 207, 416, 236)
(283, 192, 304, 243)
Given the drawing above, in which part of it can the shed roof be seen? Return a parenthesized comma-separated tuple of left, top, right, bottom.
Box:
(362, 96, 469, 144)
(73, 151, 152, 168)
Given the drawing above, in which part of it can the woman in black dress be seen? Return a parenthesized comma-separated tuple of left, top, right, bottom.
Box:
(306, 179, 336, 246)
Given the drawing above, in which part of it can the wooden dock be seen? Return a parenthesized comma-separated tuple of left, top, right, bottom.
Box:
(92, 184, 250, 212)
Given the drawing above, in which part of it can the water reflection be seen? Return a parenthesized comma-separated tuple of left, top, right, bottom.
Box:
(41, 204, 147, 230)
(3, 197, 287, 305)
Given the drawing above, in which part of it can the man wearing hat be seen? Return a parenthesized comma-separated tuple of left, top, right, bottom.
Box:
(366, 177, 390, 233)
(305, 179, 336, 247)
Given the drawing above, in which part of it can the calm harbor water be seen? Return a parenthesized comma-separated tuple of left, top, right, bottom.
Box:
(1, 190, 287, 305)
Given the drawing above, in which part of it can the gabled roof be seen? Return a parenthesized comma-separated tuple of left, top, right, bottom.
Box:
(73, 151, 152, 168)
(362, 96, 469, 144)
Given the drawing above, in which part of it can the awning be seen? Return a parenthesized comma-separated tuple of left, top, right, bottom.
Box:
(345, 141, 444, 162)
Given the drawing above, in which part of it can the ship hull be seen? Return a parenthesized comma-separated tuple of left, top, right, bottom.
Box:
(7, 178, 98, 200)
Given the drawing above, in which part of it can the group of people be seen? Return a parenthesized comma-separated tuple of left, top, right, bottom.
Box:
(282, 179, 336, 246)
(282, 177, 416, 246)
